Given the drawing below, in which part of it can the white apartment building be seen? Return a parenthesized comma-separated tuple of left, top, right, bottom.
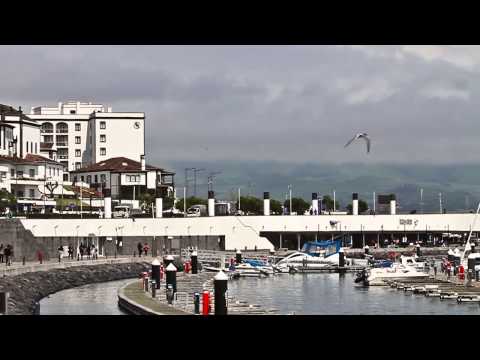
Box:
(30, 101, 145, 179)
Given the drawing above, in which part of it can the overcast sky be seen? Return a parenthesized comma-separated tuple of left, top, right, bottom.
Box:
(1, 45, 480, 166)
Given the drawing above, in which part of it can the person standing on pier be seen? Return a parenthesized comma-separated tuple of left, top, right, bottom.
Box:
(0, 244, 4, 263)
(143, 243, 150, 256)
(137, 242, 143, 257)
(79, 244, 84, 260)
(4, 245, 11, 266)
(68, 246, 73, 260)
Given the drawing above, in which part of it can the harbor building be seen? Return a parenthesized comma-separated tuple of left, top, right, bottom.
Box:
(70, 155, 175, 208)
(29, 101, 145, 179)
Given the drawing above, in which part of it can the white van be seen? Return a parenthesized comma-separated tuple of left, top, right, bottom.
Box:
(113, 205, 132, 218)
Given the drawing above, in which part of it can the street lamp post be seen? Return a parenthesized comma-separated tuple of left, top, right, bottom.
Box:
(288, 184, 292, 216)
(333, 190, 336, 212)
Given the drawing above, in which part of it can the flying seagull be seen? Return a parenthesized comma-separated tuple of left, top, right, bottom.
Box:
(344, 133, 371, 153)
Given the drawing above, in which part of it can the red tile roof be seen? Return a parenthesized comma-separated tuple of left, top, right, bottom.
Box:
(0, 154, 61, 165)
(71, 157, 172, 174)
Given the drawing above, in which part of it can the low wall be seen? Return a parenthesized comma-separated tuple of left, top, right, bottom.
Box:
(0, 262, 150, 315)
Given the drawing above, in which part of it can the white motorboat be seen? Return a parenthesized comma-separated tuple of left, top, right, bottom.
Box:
(273, 251, 338, 273)
(355, 255, 430, 286)
(233, 263, 270, 277)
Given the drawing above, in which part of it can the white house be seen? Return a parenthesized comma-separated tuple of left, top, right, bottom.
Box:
(29, 101, 145, 179)
(70, 155, 175, 208)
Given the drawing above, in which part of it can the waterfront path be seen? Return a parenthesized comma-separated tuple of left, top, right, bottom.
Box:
(119, 271, 280, 315)
(0, 255, 155, 277)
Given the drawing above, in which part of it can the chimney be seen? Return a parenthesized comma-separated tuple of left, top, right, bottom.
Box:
(263, 192, 270, 216)
(141, 155, 146, 171)
(58, 102, 62, 114)
(312, 193, 319, 215)
(208, 191, 215, 217)
(352, 193, 359, 215)
(390, 194, 396, 215)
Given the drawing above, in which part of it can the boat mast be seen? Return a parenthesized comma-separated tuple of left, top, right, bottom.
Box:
(463, 201, 480, 259)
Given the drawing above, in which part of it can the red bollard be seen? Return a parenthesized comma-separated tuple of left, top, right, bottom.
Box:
(459, 265, 465, 281)
(202, 290, 210, 315)
(184, 261, 190, 274)
(37, 251, 43, 264)
(160, 265, 164, 280)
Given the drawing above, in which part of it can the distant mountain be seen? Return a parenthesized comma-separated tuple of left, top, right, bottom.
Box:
(164, 160, 480, 212)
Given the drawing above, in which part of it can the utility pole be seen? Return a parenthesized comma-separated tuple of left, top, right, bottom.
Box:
(373, 191, 376, 214)
(184, 168, 195, 198)
(288, 184, 292, 215)
(183, 186, 186, 217)
(333, 190, 336, 212)
(439, 192, 442, 214)
(238, 187, 241, 212)
(420, 188, 424, 214)
(207, 171, 222, 192)
(193, 168, 205, 197)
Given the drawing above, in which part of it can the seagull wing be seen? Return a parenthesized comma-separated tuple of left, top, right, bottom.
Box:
(362, 135, 371, 153)
(344, 135, 358, 148)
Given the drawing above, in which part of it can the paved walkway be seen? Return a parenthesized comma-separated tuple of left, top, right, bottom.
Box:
(0, 255, 155, 277)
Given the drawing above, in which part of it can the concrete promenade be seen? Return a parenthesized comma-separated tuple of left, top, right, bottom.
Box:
(0, 255, 154, 277)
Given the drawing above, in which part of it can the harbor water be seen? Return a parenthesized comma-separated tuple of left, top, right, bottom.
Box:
(228, 273, 480, 315)
(40, 278, 133, 315)
(40, 273, 480, 315)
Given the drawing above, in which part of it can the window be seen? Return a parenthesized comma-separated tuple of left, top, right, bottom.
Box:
(75, 136, 81, 144)
(29, 169, 35, 178)
(94, 175, 98, 183)
(29, 189, 35, 198)
(100, 134, 106, 142)
(10, 169, 14, 177)
(80, 176, 84, 182)
(75, 149, 81, 157)
(49, 167, 51, 176)
(70, 110, 76, 114)
(73, 176, 78, 183)
(100, 174, 106, 183)
(17, 171, 23, 177)
(100, 148, 106, 156)
(75, 162, 81, 170)
(87, 175, 91, 183)
(35, 143, 37, 154)
(75, 123, 81, 131)
(17, 191, 24, 198)
(127, 175, 140, 182)
(0, 172, 6, 182)
(100, 121, 106, 129)
(26, 141, 29, 153)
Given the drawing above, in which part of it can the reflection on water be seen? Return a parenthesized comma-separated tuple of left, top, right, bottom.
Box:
(40, 279, 135, 315)
(228, 273, 480, 315)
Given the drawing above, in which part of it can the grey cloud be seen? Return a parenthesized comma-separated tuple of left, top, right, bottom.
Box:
(1, 45, 480, 166)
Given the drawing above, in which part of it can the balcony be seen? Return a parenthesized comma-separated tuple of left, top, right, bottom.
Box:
(58, 155, 69, 160)
(41, 129, 53, 134)
(56, 142, 68, 147)
(56, 129, 69, 134)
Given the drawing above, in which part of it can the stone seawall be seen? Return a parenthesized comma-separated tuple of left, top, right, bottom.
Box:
(0, 262, 150, 315)
(345, 247, 449, 259)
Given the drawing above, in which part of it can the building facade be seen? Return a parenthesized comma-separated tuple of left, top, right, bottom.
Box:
(70, 156, 175, 208)
(29, 101, 145, 178)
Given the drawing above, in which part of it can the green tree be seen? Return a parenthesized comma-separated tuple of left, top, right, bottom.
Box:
(175, 196, 207, 211)
(284, 197, 310, 214)
(322, 195, 340, 212)
(237, 196, 263, 215)
(0, 189, 16, 214)
(163, 196, 175, 210)
(346, 199, 369, 214)
(270, 199, 282, 215)
(138, 192, 155, 211)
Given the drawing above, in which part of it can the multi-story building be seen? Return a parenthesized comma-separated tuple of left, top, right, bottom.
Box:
(29, 101, 145, 179)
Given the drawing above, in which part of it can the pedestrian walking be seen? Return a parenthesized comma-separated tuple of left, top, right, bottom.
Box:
(4, 245, 11, 266)
(87, 244, 91, 260)
(68, 246, 73, 260)
(143, 243, 149, 256)
(0, 244, 4, 264)
(58, 245, 64, 261)
(79, 244, 84, 260)
(137, 242, 143, 257)
(91, 245, 97, 260)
